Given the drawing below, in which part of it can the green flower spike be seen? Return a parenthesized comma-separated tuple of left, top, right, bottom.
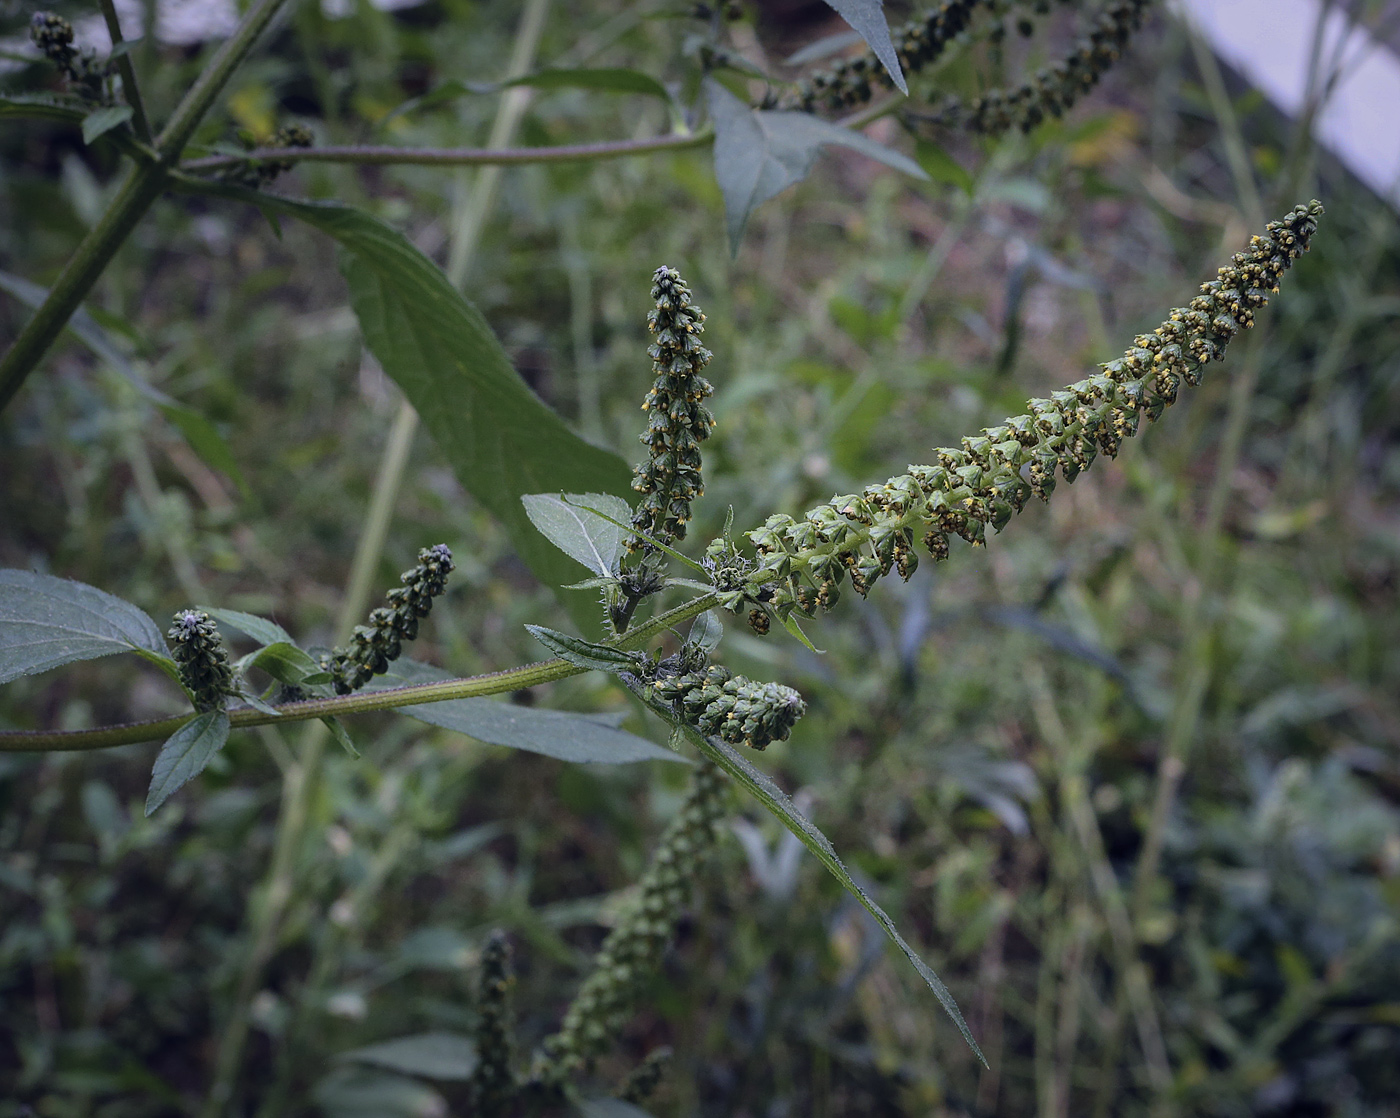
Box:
(735, 201, 1324, 622)
(168, 610, 236, 712)
(30, 12, 111, 103)
(630, 266, 716, 552)
(935, 0, 1152, 135)
(793, 0, 984, 112)
(468, 931, 517, 1117)
(327, 544, 454, 694)
(652, 664, 806, 751)
(537, 762, 728, 1081)
(225, 122, 315, 187)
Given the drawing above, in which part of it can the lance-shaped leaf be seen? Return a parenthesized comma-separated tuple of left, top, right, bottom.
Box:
(526, 625, 645, 675)
(180, 182, 633, 633)
(144, 711, 230, 816)
(522, 492, 632, 577)
(705, 78, 927, 251)
(0, 570, 170, 686)
(336, 1033, 479, 1081)
(820, 0, 907, 94)
(81, 104, 133, 145)
(626, 677, 985, 1062)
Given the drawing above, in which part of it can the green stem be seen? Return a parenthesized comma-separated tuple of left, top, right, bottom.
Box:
(155, 0, 292, 162)
(98, 0, 152, 143)
(177, 130, 713, 174)
(0, 164, 166, 412)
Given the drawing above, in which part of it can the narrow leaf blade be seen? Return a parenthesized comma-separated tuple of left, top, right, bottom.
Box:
(82, 104, 133, 145)
(0, 570, 169, 686)
(336, 1032, 478, 1081)
(144, 711, 230, 816)
(322, 716, 360, 758)
(199, 606, 295, 647)
(525, 625, 643, 674)
(820, 0, 907, 93)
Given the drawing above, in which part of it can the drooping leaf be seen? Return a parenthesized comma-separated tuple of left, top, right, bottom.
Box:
(336, 1032, 478, 1081)
(200, 607, 295, 648)
(914, 139, 975, 197)
(177, 183, 633, 634)
(0, 570, 170, 686)
(373, 660, 681, 765)
(525, 625, 644, 675)
(522, 492, 633, 577)
(819, 0, 907, 94)
(705, 79, 927, 251)
(144, 711, 231, 816)
(322, 716, 360, 758)
(627, 678, 984, 1062)
(576, 1100, 657, 1118)
(81, 104, 133, 145)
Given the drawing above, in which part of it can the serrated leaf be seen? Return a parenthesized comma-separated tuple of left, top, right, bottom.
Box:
(705, 79, 926, 252)
(522, 492, 632, 577)
(157, 402, 250, 498)
(82, 104, 133, 145)
(144, 711, 230, 816)
(687, 611, 724, 654)
(820, 0, 907, 94)
(577, 1099, 657, 1118)
(199, 607, 295, 648)
(0, 570, 169, 686)
(627, 678, 983, 1062)
(370, 660, 684, 765)
(178, 183, 632, 636)
(322, 716, 360, 758)
(526, 625, 644, 675)
(337, 1032, 478, 1080)
(241, 641, 321, 686)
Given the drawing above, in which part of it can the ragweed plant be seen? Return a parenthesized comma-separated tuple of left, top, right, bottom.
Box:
(0, 0, 1335, 1111)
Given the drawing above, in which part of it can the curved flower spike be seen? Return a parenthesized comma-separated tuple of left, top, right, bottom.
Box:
(732, 201, 1324, 625)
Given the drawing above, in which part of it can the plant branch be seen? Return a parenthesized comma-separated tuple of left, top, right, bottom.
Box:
(177, 130, 713, 174)
(0, 594, 718, 754)
(98, 0, 152, 143)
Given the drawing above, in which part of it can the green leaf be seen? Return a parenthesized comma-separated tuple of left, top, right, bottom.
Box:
(819, 0, 907, 94)
(144, 711, 231, 816)
(705, 79, 927, 252)
(522, 492, 632, 577)
(199, 607, 295, 648)
(687, 610, 724, 654)
(914, 139, 975, 197)
(0, 570, 170, 686)
(372, 660, 684, 765)
(502, 67, 672, 100)
(239, 641, 321, 686)
(525, 625, 644, 675)
(628, 679, 984, 1063)
(336, 1032, 478, 1081)
(157, 402, 250, 498)
(236, 686, 282, 717)
(0, 91, 90, 127)
(313, 1068, 448, 1118)
(781, 613, 824, 654)
(576, 1100, 657, 1118)
(322, 716, 360, 758)
(81, 104, 133, 145)
(180, 184, 633, 634)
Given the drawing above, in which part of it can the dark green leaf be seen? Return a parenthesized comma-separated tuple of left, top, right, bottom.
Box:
(0, 570, 170, 686)
(687, 611, 724, 654)
(628, 679, 984, 1062)
(157, 402, 250, 498)
(525, 625, 644, 674)
(314, 1068, 448, 1118)
(337, 1032, 478, 1080)
(199, 607, 295, 648)
(522, 492, 632, 576)
(81, 104, 133, 145)
(144, 711, 231, 816)
(819, 0, 907, 93)
(781, 613, 824, 654)
(914, 139, 975, 197)
(705, 79, 926, 251)
(502, 68, 672, 100)
(0, 91, 90, 127)
(239, 641, 321, 686)
(322, 716, 360, 758)
(179, 184, 632, 633)
(237, 686, 282, 717)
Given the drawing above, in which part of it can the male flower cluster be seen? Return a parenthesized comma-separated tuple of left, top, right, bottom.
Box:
(30, 12, 113, 103)
(168, 610, 236, 712)
(731, 202, 1324, 626)
(652, 664, 806, 751)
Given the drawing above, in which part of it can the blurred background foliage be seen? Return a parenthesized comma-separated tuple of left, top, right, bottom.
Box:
(2, 1, 1399, 1115)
